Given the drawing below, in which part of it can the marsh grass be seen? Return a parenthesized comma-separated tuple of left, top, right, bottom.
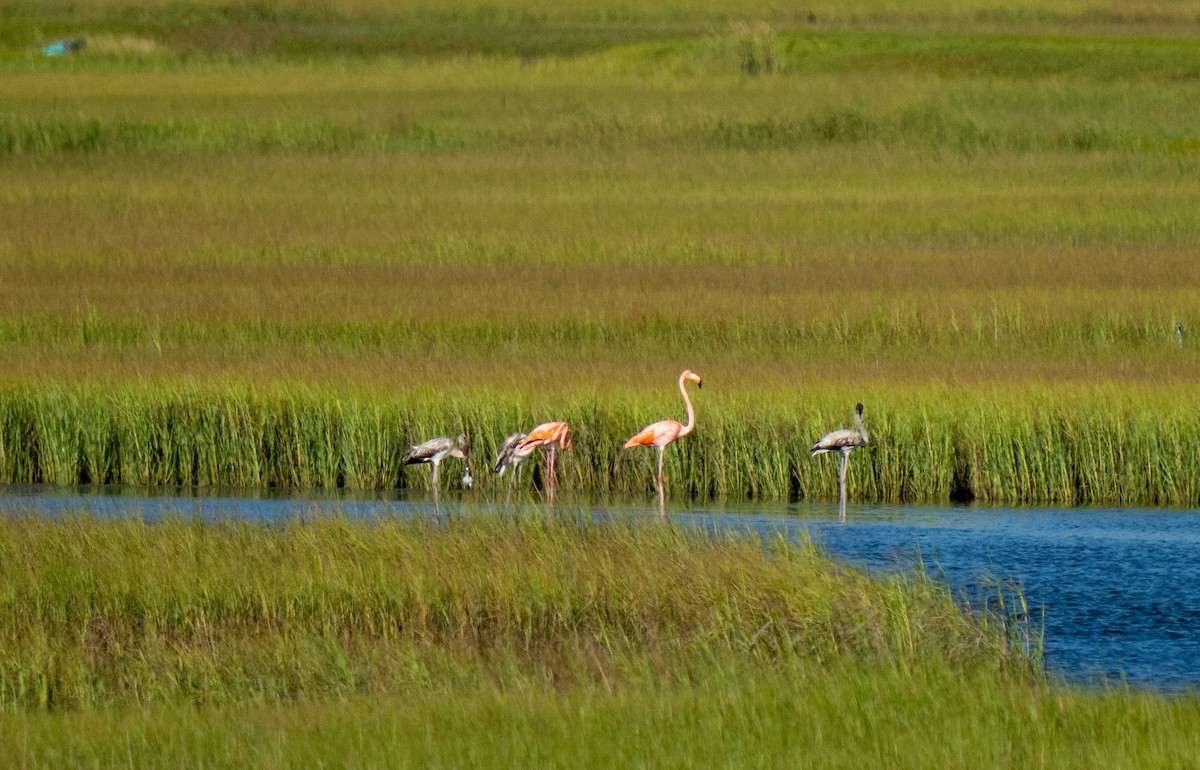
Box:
(9, 659, 1200, 769)
(0, 514, 1196, 768)
(1, 6, 1199, 763)
(2, 13, 1199, 505)
(1, 384, 1197, 505)
(0, 513, 1028, 710)
(6, 0, 1199, 66)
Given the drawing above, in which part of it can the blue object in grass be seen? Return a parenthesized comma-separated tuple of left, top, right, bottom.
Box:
(43, 38, 87, 56)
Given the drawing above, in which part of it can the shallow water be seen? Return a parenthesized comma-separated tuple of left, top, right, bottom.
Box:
(2, 484, 1199, 690)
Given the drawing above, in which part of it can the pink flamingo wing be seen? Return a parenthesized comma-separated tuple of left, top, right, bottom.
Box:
(519, 421, 569, 450)
(623, 420, 682, 448)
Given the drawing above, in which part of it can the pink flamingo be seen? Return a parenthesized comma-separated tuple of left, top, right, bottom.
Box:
(517, 421, 573, 488)
(623, 370, 702, 494)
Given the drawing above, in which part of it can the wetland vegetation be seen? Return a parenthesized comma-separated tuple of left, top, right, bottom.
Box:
(3, 0, 1200, 763)
(2, 10, 1200, 502)
(1, 513, 1199, 768)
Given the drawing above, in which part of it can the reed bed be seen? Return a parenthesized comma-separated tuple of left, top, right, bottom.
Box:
(1, 384, 1198, 505)
(0, 513, 1027, 710)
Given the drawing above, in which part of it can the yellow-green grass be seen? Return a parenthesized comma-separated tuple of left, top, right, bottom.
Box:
(6, 0, 1199, 66)
(8, 663, 1200, 770)
(2, 23, 1199, 500)
(11, 0, 1197, 20)
(0, 514, 1029, 710)
(2, 514, 1199, 769)
(3, 10, 1199, 767)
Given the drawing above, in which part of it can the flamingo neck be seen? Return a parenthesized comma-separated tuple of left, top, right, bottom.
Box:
(855, 412, 868, 443)
(678, 372, 696, 437)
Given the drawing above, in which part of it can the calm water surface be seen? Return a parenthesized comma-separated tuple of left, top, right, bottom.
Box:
(3, 484, 1198, 690)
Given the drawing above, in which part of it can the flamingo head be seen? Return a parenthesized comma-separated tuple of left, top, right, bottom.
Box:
(559, 424, 573, 451)
(682, 370, 702, 388)
(456, 433, 469, 453)
(855, 403, 864, 417)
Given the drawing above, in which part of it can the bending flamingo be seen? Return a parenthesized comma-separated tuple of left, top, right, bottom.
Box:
(493, 432, 530, 481)
(493, 430, 545, 491)
(403, 433, 471, 490)
(517, 421, 573, 488)
(623, 370, 702, 492)
(810, 403, 868, 516)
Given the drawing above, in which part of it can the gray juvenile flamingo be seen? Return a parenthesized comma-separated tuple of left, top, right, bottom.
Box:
(403, 433, 471, 490)
(494, 432, 530, 478)
(494, 431, 538, 495)
(811, 403, 868, 519)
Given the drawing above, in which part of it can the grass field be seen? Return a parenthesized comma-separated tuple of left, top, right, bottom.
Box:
(3, 3, 1200, 758)
(8, 663, 1200, 769)
(0, 513, 1199, 769)
(0, 514, 1028, 710)
(2, 1, 1200, 503)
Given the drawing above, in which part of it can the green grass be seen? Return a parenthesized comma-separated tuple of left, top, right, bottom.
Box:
(0, 513, 1198, 769)
(1, 8, 1199, 503)
(0, 514, 1028, 710)
(3, 5, 1199, 765)
(2, 383, 1199, 505)
(6, 0, 1199, 63)
(6, 664, 1200, 769)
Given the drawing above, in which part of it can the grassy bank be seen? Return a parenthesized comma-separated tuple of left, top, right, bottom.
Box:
(2, 514, 1199, 769)
(0, 514, 1025, 710)
(3, 384, 1199, 504)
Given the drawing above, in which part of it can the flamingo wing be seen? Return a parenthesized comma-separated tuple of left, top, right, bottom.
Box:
(519, 421, 570, 451)
(624, 420, 682, 449)
(403, 436, 453, 465)
(810, 429, 866, 455)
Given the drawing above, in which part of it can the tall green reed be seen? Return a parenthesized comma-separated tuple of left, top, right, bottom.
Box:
(0, 384, 1196, 504)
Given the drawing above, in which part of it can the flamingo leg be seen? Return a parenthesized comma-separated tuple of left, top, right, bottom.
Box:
(431, 457, 440, 490)
(657, 445, 665, 488)
(838, 451, 849, 522)
(548, 446, 557, 488)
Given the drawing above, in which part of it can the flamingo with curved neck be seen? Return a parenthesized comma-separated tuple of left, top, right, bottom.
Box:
(623, 370, 702, 494)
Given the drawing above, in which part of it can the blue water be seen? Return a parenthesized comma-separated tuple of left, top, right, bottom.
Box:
(2, 484, 1198, 690)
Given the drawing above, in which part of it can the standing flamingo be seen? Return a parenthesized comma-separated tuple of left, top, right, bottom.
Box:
(623, 370, 702, 501)
(516, 421, 573, 488)
(810, 403, 868, 519)
(403, 433, 471, 491)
